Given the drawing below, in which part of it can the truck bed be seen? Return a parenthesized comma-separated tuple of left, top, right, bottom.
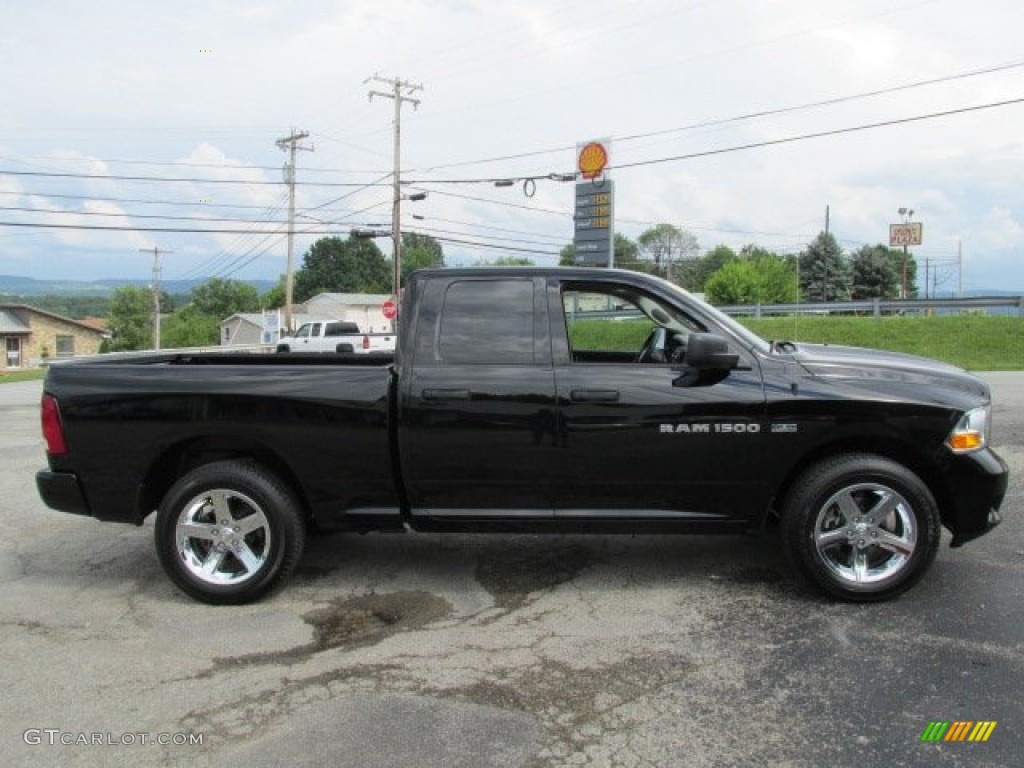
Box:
(41, 353, 399, 527)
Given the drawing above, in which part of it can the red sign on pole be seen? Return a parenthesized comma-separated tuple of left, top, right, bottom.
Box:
(382, 298, 398, 320)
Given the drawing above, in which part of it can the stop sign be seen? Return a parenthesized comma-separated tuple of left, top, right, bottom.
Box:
(382, 298, 398, 320)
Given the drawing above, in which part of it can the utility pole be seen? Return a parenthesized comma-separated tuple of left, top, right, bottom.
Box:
(275, 129, 313, 332)
(139, 246, 172, 350)
(367, 74, 422, 301)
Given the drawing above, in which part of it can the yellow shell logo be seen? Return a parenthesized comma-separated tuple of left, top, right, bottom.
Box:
(578, 142, 608, 179)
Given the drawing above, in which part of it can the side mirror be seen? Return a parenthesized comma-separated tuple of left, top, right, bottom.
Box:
(684, 333, 739, 370)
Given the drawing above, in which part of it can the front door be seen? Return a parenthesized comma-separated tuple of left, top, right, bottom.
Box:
(551, 280, 767, 526)
(5, 337, 21, 369)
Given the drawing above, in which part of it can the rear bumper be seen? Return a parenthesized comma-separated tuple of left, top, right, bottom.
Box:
(943, 448, 1008, 547)
(36, 469, 91, 517)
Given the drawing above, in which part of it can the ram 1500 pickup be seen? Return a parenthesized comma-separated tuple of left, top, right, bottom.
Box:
(36, 268, 1007, 604)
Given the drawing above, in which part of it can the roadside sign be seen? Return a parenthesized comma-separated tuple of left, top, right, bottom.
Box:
(890, 222, 923, 247)
(574, 180, 615, 266)
(382, 298, 398, 320)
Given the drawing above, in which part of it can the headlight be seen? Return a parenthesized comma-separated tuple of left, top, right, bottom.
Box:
(946, 406, 990, 453)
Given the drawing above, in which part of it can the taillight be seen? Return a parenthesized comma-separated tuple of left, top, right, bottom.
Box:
(362, 335, 370, 350)
(41, 394, 68, 456)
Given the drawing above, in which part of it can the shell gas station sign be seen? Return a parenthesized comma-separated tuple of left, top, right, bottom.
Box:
(574, 139, 615, 266)
(577, 140, 610, 180)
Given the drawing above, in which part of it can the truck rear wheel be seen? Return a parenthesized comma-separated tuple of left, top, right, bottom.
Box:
(780, 453, 941, 602)
(155, 461, 305, 604)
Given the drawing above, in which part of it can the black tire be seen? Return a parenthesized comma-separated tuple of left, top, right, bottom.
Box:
(276, 345, 290, 354)
(155, 461, 305, 605)
(780, 453, 941, 602)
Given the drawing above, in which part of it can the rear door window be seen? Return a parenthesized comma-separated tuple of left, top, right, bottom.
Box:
(435, 279, 535, 365)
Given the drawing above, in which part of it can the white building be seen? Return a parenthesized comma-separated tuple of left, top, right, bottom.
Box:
(300, 293, 393, 334)
(219, 293, 393, 346)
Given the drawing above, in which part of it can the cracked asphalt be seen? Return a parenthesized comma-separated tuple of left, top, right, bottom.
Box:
(1, 374, 1021, 767)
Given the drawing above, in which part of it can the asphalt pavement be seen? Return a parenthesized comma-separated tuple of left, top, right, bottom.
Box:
(1, 375, 1021, 767)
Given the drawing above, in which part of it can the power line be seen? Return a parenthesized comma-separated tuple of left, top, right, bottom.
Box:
(405, 95, 1024, 184)
(0, 168, 387, 187)
(406, 223, 565, 249)
(407, 58, 1024, 174)
(408, 230, 559, 258)
(0, 221, 343, 234)
(0, 153, 386, 175)
(171, 197, 290, 281)
(406, 214, 567, 243)
(0, 189, 292, 210)
(609, 96, 1024, 172)
(0, 204, 290, 225)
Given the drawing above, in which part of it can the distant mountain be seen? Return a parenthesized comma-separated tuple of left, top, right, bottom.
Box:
(0, 274, 276, 297)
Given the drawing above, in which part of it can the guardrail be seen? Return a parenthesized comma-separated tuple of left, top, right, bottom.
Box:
(715, 296, 1024, 317)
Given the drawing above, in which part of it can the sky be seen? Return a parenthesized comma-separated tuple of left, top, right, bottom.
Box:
(1, 0, 1022, 293)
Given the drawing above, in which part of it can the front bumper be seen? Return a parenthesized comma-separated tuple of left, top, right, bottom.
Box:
(942, 448, 1008, 547)
(36, 469, 91, 517)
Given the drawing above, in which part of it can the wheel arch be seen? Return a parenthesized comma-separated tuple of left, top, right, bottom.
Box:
(137, 436, 310, 525)
(764, 436, 949, 527)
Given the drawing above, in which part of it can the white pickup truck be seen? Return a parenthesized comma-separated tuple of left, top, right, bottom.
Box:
(275, 320, 396, 354)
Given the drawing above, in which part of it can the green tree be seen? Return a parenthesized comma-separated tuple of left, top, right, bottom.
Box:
(401, 232, 444, 282)
(799, 232, 850, 302)
(559, 242, 575, 266)
(190, 278, 260, 320)
(850, 244, 899, 299)
(705, 256, 798, 305)
(560, 234, 639, 267)
(261, 277, 285, 309)
(293, 235, 390, 301)
(676, 244, 738, 292)
(161, 305, 221, 348)
(107, 285, 153, 351)
(637, 224, 699, 283)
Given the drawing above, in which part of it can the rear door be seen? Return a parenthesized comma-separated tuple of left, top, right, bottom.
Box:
(550, 277, 768, 527)
(399, 275, 558, 523)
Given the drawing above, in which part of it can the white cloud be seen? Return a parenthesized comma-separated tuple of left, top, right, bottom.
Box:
(0, 0, 1022, 285)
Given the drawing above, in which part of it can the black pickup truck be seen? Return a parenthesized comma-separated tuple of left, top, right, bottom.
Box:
(36, 268, 1007, 604)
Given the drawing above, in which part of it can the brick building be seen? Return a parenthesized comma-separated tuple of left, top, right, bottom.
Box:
(0, 304, 107, 370)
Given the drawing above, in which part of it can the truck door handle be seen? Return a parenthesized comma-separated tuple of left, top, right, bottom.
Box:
(422, 388, 471, 401)
(570, 389, 620, 403)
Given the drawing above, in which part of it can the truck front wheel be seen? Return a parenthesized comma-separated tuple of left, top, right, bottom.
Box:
(155, 461, 305, 604)
(781, 454, 941, 602)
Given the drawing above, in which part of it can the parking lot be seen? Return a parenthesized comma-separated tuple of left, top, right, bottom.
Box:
(1, 375, 1021, 767)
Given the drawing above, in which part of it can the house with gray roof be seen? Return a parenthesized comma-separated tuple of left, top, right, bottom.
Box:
(1, 304, 107, 370)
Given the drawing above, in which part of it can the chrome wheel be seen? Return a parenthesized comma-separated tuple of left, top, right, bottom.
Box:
(781, 453, 940, 602)
(176, 489, 271, 585)
(813, 483, 917, 589)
